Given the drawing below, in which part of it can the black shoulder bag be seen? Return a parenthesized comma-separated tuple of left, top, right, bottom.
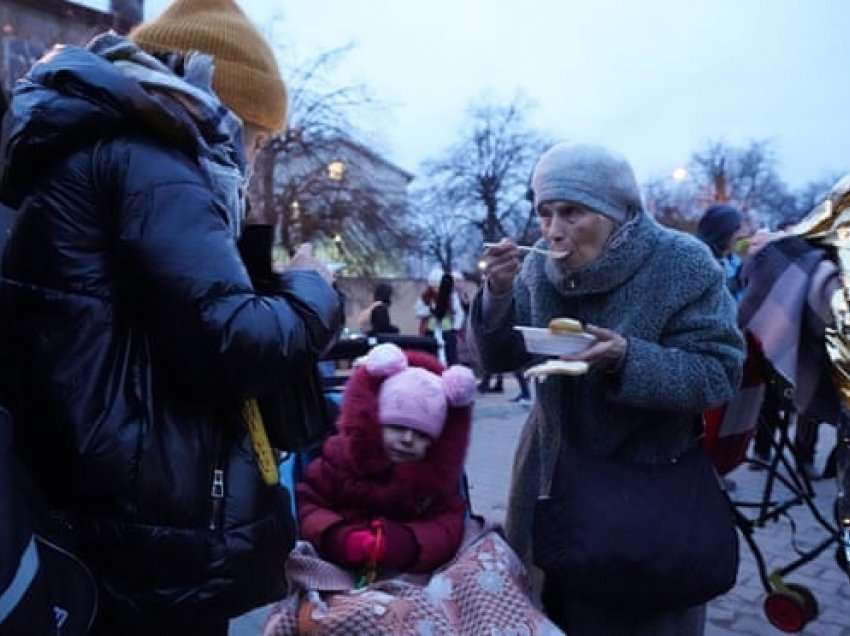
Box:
(533, 434, 739, 612)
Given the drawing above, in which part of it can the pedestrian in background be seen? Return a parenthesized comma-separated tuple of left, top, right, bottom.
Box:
(696, 203, 750, 302)
(0, 0, 341, 633)
(416, 269, 464, 365)
(357, 282, 399, 336)
(472, 143, 743, 635)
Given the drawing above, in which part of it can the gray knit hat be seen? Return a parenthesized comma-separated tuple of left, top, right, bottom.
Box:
(531, 143, 643, 224)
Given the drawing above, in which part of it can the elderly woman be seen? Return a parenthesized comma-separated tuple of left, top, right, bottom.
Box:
(470, 144, 744, 635)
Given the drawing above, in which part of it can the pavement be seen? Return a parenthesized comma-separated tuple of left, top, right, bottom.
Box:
(231, 378, 850, 635)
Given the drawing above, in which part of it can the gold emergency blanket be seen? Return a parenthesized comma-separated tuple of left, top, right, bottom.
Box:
(788, 174, 850, 561)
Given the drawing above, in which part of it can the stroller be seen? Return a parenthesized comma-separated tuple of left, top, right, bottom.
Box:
(269, 334, 561, 635)
(700, 179, 850, 633)
(704, 333, 850, 633)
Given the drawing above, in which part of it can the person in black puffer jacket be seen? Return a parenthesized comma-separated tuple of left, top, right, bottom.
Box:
(0, 1, 342, 634)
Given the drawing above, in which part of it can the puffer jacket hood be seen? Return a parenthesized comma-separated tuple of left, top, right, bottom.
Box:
(0, 33, 239, 208)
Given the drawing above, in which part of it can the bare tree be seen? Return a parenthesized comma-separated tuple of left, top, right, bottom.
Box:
(410, 189, 469, 273)
(690, 140, 797, 227)
(643, 177, 700, 233)
(250, 44, 415, 274)
(646, 140, 802, 231)
(418, 95, 549, 266)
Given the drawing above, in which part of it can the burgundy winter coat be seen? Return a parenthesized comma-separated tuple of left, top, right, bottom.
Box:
(297, 351, 471, 574)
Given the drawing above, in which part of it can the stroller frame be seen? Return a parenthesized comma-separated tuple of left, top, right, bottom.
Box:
(729, 374, 849, 632)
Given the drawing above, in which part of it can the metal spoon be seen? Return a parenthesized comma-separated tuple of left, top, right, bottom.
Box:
(483, 242, 570, 259)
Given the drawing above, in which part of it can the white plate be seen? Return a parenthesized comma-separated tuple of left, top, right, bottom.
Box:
(514, 326, 596, 356)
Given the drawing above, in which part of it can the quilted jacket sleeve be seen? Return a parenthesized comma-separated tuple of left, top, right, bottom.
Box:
(114, 143, 342, 397)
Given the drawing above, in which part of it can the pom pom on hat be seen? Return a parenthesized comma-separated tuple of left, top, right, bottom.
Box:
(442, 365, 476, 407)
(365, 344, 477, 440)
(364, 343, 408, 377)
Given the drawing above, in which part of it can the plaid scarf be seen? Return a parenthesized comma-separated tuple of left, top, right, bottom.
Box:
(739, 236, 840, 422)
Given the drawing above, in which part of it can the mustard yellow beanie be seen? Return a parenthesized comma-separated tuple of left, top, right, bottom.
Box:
(130, 0, 287, 132)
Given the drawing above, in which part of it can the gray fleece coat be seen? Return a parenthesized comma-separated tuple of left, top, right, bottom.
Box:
(471, 211, 744, 633)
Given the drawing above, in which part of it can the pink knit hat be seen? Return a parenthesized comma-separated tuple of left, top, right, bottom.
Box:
(364, 343, 476, 439)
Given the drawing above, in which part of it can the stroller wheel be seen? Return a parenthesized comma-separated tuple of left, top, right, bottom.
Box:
(785, 584, 818, 622)
(764, 591, 807, 632)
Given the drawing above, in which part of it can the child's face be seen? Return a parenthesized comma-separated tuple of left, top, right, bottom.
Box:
(381, 425, 433, 463)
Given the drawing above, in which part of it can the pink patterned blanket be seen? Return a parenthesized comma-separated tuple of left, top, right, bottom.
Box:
(263, 521, 562, 635)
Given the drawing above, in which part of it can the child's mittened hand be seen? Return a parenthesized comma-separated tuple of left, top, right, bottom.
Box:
(342, 529, 375, 565)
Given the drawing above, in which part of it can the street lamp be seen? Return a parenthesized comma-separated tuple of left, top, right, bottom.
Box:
(672, 167, 689, 182)
(333, 233, 344, 259)
(327, 160, 346, 181)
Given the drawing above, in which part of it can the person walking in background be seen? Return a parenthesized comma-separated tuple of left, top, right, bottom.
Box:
(0, 1, 341, 633)
(477, 370, 531, 405)
(696, 204, 751, 301)
(416, 269, 464, 365)
(455, 273, 476, 368)
(698, 207, 823, 478)
(467, 275, 530, 402)
(510, 369, 533, 404)
(358, 282, 399, 336)
(696, 203, 751, 490)
(477, 372, 504, 394)
(472, 143, 743, 635)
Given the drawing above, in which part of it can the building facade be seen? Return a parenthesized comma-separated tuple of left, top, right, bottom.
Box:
(0, 0, 143, 97)
(257, 136, 415, 275)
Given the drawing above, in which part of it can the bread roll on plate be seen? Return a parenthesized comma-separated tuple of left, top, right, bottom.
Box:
(548, 317, 584, 334)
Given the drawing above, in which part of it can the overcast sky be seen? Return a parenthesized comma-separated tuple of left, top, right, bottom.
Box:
(80, 0, 849, 188)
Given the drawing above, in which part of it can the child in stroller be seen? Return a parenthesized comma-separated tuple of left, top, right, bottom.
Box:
(264, 343, 561, 635)
(297, 342, 476, 579)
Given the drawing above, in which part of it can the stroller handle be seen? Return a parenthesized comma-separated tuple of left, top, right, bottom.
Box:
(322, 334, 439, 362)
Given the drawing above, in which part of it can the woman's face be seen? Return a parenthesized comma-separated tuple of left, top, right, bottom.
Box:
(538, 201, 616, 269)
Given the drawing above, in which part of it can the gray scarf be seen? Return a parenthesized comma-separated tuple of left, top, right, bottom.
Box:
(543, 210, 642, 295)
(88, 32, 249, 238)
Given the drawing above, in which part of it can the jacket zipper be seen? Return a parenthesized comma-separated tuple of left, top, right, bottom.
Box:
(208, 424, 227, 531)
(209, 468, 225, 531)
